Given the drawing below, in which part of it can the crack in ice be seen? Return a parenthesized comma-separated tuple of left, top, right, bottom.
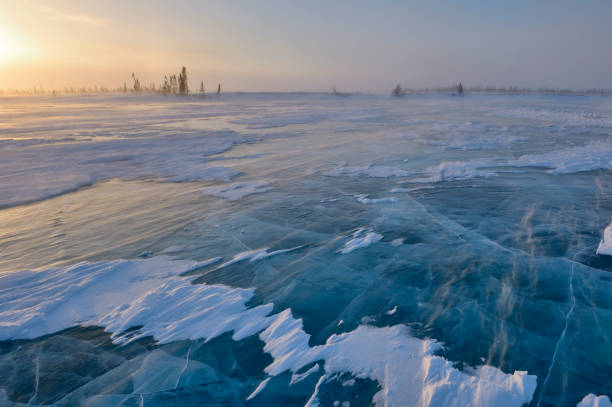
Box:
(536, 262, 576, 407)
(536, 246, 591, 407)
(26, 355, 40, 407)
(174, 346, 191, 390)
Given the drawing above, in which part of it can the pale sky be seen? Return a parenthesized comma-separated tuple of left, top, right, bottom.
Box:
(1, 0, 611, 92)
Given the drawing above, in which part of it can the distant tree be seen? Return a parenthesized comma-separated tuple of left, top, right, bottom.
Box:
(162, 76, 171, 95)
(122, 82, 128, 92)
(169, 75, 178, 94)
(178, 66, 188, 95)
(217, 83, 221, 95)
(131, 73, 142, 93)
(331, 86, 350, 97)
(457, 82, 464, 96)
(200, 81, 204, 93)
(392, 83, 404, 97)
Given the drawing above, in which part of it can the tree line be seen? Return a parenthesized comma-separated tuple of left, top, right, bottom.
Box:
(0, 66, 223, 97)
(387, 82, 612, 97)
(128, 66, 221, 97)
(392, 82, 464, 97)
(2, 78, 612, 97)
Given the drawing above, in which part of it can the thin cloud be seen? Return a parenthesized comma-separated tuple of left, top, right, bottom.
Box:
(30, 3, 108, 27)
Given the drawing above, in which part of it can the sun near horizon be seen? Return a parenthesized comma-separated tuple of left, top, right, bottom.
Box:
(2, 1, 612, 93)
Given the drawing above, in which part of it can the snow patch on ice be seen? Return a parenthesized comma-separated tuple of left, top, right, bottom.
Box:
(355, 194, 398, 204)
(578, 394, 612, 407)
(0, 256, 274, 344)
(215, 246, 302, 269)
(247, 377, 271, 400)
(596, 221, 612, 256)
(0, 256, 538, 407)
(201, 180, 272, 200)
(183, 257, 222, 273)
(412, 159, 497, 183)
(338, 228, 383, 254)
(391, 238, 405, 247)
(290, 363, 320, 385)
(259, 313, 537, 407)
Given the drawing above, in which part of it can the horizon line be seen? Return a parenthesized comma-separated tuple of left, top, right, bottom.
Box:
(2, 86, 612, 97)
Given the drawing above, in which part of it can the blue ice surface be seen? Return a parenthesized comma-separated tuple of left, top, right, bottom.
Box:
(1, 92, 612, 406)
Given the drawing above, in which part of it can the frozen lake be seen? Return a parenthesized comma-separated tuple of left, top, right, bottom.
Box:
(1, 93, 612, 406)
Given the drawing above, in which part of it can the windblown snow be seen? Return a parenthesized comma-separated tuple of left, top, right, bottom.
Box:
(324, 164, 412, 178)
(511, 141, 612, 174)
(200, 180, 272, 200)
(0, 130, 246, 208)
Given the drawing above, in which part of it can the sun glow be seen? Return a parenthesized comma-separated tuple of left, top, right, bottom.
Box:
(0, 41, 12, 66)
(0, 28, 43, 68)
(0, 33, 14, 63)
(0, 29, 21, 66)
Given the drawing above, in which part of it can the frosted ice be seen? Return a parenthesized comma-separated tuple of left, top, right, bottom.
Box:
(511, 141, 612, 174)
(495, 106, 612, 128)
(231, 112, 327, 129)
(160, 245, 183, 254)
(324, 164, 412, 178)
(0, 128, 246, 208)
